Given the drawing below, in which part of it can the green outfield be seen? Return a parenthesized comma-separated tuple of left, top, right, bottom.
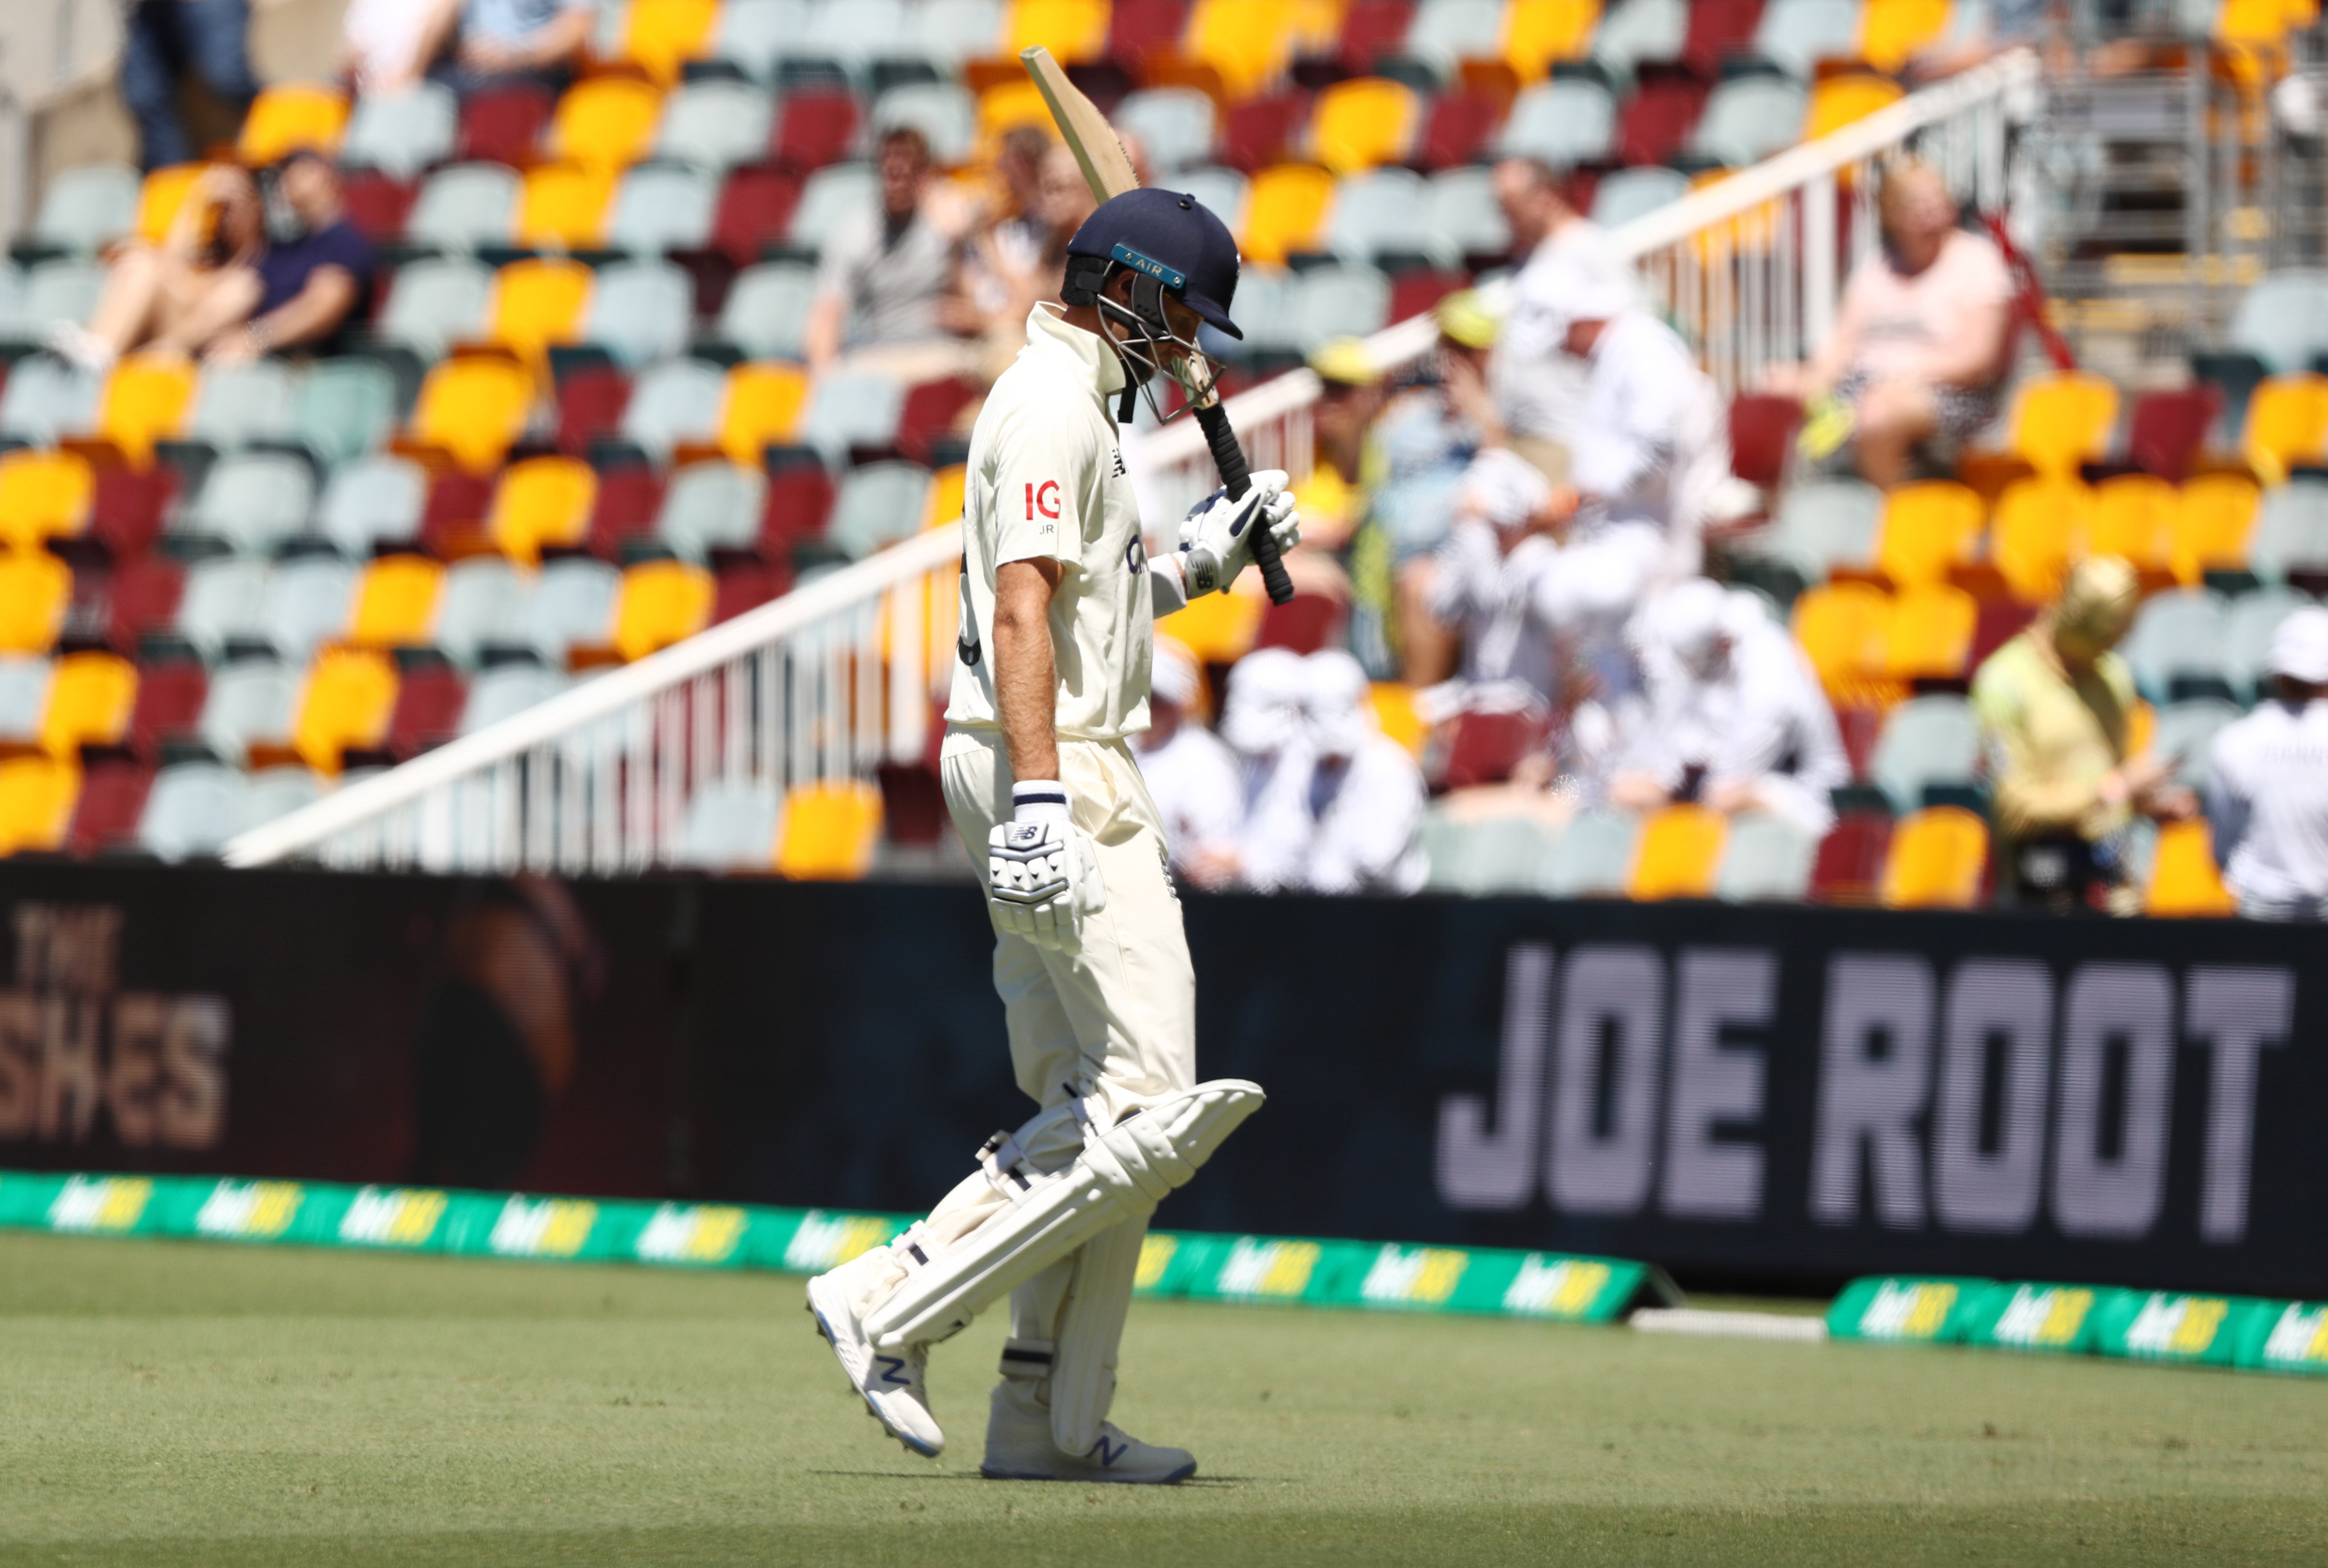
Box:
(2, 1232, 2323, 1568)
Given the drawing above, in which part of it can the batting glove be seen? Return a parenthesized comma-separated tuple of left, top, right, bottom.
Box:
(986, 781, 1107, 951)
(1179, 469, 1301, 597)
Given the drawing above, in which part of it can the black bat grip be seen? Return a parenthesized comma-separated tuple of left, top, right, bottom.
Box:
(1195, 400, 1294, 605)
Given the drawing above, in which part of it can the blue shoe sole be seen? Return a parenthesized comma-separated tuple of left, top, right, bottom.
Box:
(979, 1461, 1196, 1484)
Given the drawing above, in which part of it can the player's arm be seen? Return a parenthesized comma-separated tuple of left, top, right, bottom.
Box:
(993, 558, 1063, 786)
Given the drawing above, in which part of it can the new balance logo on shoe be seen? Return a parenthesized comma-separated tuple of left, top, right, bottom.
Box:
(1091, 1434, 1129, 1468)
(876, 1355, 912, 1386)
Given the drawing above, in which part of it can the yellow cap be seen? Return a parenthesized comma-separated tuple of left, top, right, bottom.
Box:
(1307, 336, 1381, 387)
(1434, 288, 1500, 349)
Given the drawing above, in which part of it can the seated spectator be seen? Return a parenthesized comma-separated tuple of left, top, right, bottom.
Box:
(1218, 647, 1310, 888)
(1488, 155, 1634, 484)
(805, 127, 976, 383)
(120, 0, 257, 172)
(967, 140, 1098, 382)
(1229, 649, 1426, 893)
(63, 153, 376, 372)
(416, 0, 593, 92)
(2207, 607, 2328, 920)
(345, 0, 458, 92)
(1130, 638, 1244, 888)
(1423, 447, 1567, 707)
(1764, 160, 2011, 488)
(1607, 578, 1847, 836)
(1972, 556, 2196, 914)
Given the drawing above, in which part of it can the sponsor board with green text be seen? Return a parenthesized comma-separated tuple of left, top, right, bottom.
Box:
(1827, 1276, 1991, 1344)
(0, 1172, 68, 1228)
(2237, 1301, 2328, 1374)
(1178, 1235, 1372, 1305)
(1962, 1281, 2103, 1354)
(2094, 1291, 2269, 1367)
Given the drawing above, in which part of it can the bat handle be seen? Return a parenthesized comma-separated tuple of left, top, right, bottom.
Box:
(1195, 400, 1294, 606)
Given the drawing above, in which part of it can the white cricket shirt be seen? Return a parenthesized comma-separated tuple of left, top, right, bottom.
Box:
(948, 304, 1153, 742)
(2207, 698, 2328, 907)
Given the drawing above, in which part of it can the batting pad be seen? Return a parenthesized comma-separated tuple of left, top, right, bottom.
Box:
(1050, 1215, 1148, 1454)
(863, 1080, 1263, 1353)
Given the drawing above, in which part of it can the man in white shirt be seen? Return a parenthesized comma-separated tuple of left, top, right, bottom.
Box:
(1488, 156, 1636, 481)
(804, 188, 1296, 1486)
(1128, 636, 1244, 888)
(2208, 606, 2328, 920)
(1224, 650, 1427, 892)
(1424, 447, 1567, 706)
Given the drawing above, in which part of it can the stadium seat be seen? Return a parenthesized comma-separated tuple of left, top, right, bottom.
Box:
(407, 164, 521, 253)
(0, 451, 95, 549)
(40, 651, 137, 759)
(1417, 91, 1503, 171)
(829, 462, 934, 558)
(432, 558, 530, 671)
(773, 778, 884, 878)
(896, 377, 980, 465)
(460, 663, 568, 733)
(190, 359, 298, 451)
(1116, 88, 1219, 174)
(1405, 0, 1508, 74)
(1760, 477, 1883, 582)
(261, 556, 358, 664)
(1590, 166, 1688, 228)
(656, 80, 776, 172)
(488, 456, 599, 564)
(348, 556, 444, 649)
(0, 659, 54, 743)
(31, 165, 139, 254)
(624, 357, 732, 461)
(2151, 698, 2240, 791)
(1873, 480, 1983, 588)
(1615, 64, 1705, 166)
(238, 84, 348, 164)
(774, 90, 864, 174)
(1420, 812, 1556, 894)
(1692, 75, 1807, 167)
(788, 164, 880, 256)
(2126, 385, 2222, 483)
(380, 257, 495, 358)
(606, 165, 720, 257)
(1714, 812, 1820, 901)
(1884, 583, 1976, 681)
(972, 81, 1055, 162)
(198, 659, 300, 762)
(1751, 0, 1858, 76)
(711, 167, 806, 268)
(137, 761, 248, 860)
(1727, 393, 1801, 489)
(713, 0, 813, 76)
(612, 559, 716, 660)
(1803, 72, 1902, 141)
(1503, 0, 1600, 78)
(2227, 268, 2328, 376)
(1179, 166, 1252, 237)
(132, 164, 207, 244)
(342, 169, 419, 244)
(1677, 0, 1758, 74)
(1240, 164, 1336, 266)
(412, 355, 534, 473)
(2222, 587, 2315, 699)
(585, 260, 695, 370)
(2171, 473, 2260, 587)
(341, 84, 459, 179)
(657, 462, 768, 559)
(385, 655, 468, 758)
(1879, 804, 1987, 908)
(2122, 589, 2228, 703)
(492, 256, 594, 365)
(319, 455, 428, 556)
(1590, 0, 1688, 84)
(1809, 808, 1892, 903)
(1188, 0, 1307, 98)
(552, 76, 667, 175)
(2009, 372, 2119, 479)
(1310, 78, 1420, 173)
(588, 460, 665, 552)
(720, 363, 809, 467)
(1009, 0, 1112, 58)
(1988, 477, 2092, 604)
(67, 757, 155, 855)
(2248, 480, 2328, 583)
(1497, 75, 1618, 166)
(0, 355, 100, 447)
(623, 0, 722, 82)
(516, 163, 616, 250)
(243, 764, 323, 830)
(295, 357, 400, 465)
(1159, 584, 1263, 663)
(557, 364, 634, 456)
(2240, 373, 2328, 482)
(1628, 804, 1726, 899)
(875, 83, 978, 166)
(678, 778, 785, 869)
(2144, 817, 2236, 916)
(1288, 265, 1391, 351)
(126, 649, 204, 756)
(1791, 580, 1889, 697)
(1541, 807, 1640, 897)
(1224, 97, 1311, 177)
(763, 460, 838, 544)
(291, 648, 398, 772)
(797, 370, 906, 459)
(1857, 0, 1950, 71)
(2089, 473, 2178, 577)
(177, 452, 316, 556)
(1870, 694, 1978, 814)
(525, 558, 623, 664)
(0, 755, 77, 856)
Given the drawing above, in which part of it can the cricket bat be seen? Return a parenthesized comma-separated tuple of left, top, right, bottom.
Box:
(1020, 46, 1295, 606)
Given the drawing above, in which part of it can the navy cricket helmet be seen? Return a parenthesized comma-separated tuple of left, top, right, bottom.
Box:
(1063, 186, 1244, 341)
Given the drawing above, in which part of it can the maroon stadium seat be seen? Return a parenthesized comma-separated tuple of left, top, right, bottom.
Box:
(876, 760, 948, 845)
(1810, 810, 1894, 904)
(341, 171, 419, 245)
(458, 84, 553, 166)
(896, 376, 983, 465)
(67, 758, 155, 856)
(128, 654, 206, 756)
(1684, 0, 1767, 75)
(1255, 591, 1346, 654)
(1616, 67, 1706, 166)
(107, 556, 185, 651)
(1437, 708, 1550, 790)
(1728, 393, 1802, 488)
(588, 463, 665, 556)
(1109, 0, 1191, 62)
(557, 365, 633, 456)
(1387, 267, 1467, 323)
(712, 165, 806, 268)
(421, 468, 497, 556)
(1219, 91, 1311, 172)
(1833, 702, 1884, 781)
(2127, 386, 2224, 483)
(762, 461, 837, 547)
(387, 661, 468, 758)
(91, 465, 176, 559)
(1969, 597, 2038, 668)
(1337, 0, 1416, 73)
(713, 556, 788, 622)
(1417, 92, 1502, 171)
(773, 90, 861, 173)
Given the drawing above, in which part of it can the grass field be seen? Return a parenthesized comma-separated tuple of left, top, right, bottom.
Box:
(2, 1232, 2324, 1567)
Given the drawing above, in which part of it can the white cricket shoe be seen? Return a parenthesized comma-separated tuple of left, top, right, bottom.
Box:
(805, 1269, 944, 1458)
(980, 1380, 1196, 1484)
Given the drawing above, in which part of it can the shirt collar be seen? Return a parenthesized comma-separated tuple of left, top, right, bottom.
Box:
(1024, 302, 1128, 406)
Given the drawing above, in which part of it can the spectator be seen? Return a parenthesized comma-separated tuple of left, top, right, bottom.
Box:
(1423, 447, 1566, 707)
(1488, 156, 1635, 483)
(120, 0, 257, 172)
(1302, 339, 1395, 670)
(345, 0, 460, 93)
(804, 127, 976, 383)
(967, 141, 1098, 381)
(2207, 607, 2328, 920)
(1130, 638, 1245, 889)
(1229, 649, 1426, 893)
(1972, 556, 2196, 914)
(417, 0, 594, 92)
(1218, 647, 1311, 889)
(1765, 161, 2011, 488)
(1607, 578, 1847, 836)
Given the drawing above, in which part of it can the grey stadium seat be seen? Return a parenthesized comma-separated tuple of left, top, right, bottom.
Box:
(1497, 78, 1618, 167)
(1177, 167, 1250, 233)
(873, 84, 976, 166)
(2246, 480, 2328, 581)
(916, 0, 1006, 66)
(34, 166, 140, 254)
(1224, 268, 1298, 354)
(435, 556, 533, 669)
(718, 261, 819, 360)
(259, 556, 356, 663)
(2229, 269, 2328, 377)
(654, 79, 775, 172)
(1403, 0, 1508, 75)
(1756, 478, 1884, 581)
(1752, 0, 1860, 76)
(2223, 587, 2318, 698)
(1116, 89, 1218, 175)
(198, 659, 300, 763)
(585, 259, 694, 369)
(1426, 167, 1510, 261)
(1591, 0, 1688, 85)
(1591, 167, 1689, 229)
(294, 357, 401, 464)
(621, 358, 730, 462)
(1291, 265, 1391, 352)
(798, 370, 904, 458)
(788, 164, 878, 252)
(606, 164, 718, 256)
(1438, 813, 1562, 894)
(2122, 589, 2228, 702)
(524, 558, 622, 663)
(804, 0, 911, 68)
(0, 659, 54, 742)
(19, 260, 104, 334)
(319, 456, 428, 555)
(462, 664, 571, 734)
(175, 452, 315, 553)
(188, 361, 300, 450)
(407, 163, 520, 252)
(174, 558, 272, 662)
(714, 0, 814, 77)
(1541, 808, 1641, 897)
(243, 765, 323, 830)
(341, 84, 459, 179)
(0, 357, 100, 445)
(1714, 813, 1819, 902)
(1324, 169, 1436, 265)
(1870, 695, 1980, 815)
(678, 780, 784, 869)
(2151, 699, 2243, 791)
(139, 763, 253, 861)
(378, 257, 493, 359)
(828, 461, 932, 559)
(1692, 76, 1808, 167)
(657, 461, 768, 560)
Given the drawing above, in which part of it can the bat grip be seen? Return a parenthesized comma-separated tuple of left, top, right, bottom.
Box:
(1196, 400, 1293, 605)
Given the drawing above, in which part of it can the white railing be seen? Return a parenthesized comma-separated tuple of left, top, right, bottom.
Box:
(226, 50, 2040, 872)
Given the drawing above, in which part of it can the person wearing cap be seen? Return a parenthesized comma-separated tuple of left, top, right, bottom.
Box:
(2206, 606, 2328, 920)
(1972, 556, 2196, 913)
(1608, 578, 1847, 836)
(1488, 156, 1636, 484)
(1222, 649, 1426, 893)
(1128, 636, 1245, 888)
(1303, 338, 1407, 678)
(804, 185, 1297, 1486)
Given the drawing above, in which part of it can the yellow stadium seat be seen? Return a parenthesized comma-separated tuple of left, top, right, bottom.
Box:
(612, 559, 715, 662)
(776, 779, 884, 879)
(1186, 0, 1303, 100)
(294, 648, 399, 773)
(1290, 0, 1346, 55)
(1874, 480, 1984, 587)
(0, 553, 72, 654)
(1880, 805, 1989, 908)
(1308, 78, 1418, 174)
(516, 162, 615, 250)
(2171, 473, 2260, 586)
(491, 256, 594, 365)
(1629, 804, 1727, 900)
(1884, 583, 1977, 680)
(237, 84, 348, 164)
(977, 81, 1060, 163)
(136, 164, 208, 243)
(348, 556, 446, 648)
(2145, 818, 2236, 916)
(1857, 0, 1952, 72)
(552, 77, 666, 173)
(2009, 372, 2119, 479)
(2089, 473, 2177, 574)
(2240, 374, 2328, 484)
(1990, 477, 2093, 603)
(720, 363, 808, 467)
(97, 353, 196, 468)
(1239, 164, 1336, 266)
(412, 355, 534, 474)
(39, 651, 136, 759)
(622, 0, 721, 84)
(1502, 0, 1600, 80)
(0, 756, 78, 856)
(2127, 696, 2155, 760)
(487, 456, 598, 564)
(1803, 74, 1904, 143)
(1007, 0, 1112, 61)
(0, 451, 95, 549)
(1370, 681, 1425, 756)
(1162, 582, 1265, 662)
(1790, 581, 1891, 696)
(924, 464, 968, 530)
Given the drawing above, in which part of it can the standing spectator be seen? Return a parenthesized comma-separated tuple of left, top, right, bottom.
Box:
(1130, 638, 1244, 889)
(805, 127, 975, 383)
(1374, 289, 1501, 683)
(1608, 578, 1847, 835)
(416, 0, 594, 92)
(1764, 160, 2012, 488)
(1488, 156, 1634, 483)
(2207, 607, 2328, 920)
(120, 0, 257, 172)
(1972, 556, 2195, 914)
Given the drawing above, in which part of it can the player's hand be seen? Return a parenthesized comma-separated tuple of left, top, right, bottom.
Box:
(987, 817, 1107, 951)
(1180, 470, 1300, 597)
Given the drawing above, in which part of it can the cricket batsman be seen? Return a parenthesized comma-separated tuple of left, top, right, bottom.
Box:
(806, 188, 1300, 1483)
